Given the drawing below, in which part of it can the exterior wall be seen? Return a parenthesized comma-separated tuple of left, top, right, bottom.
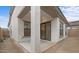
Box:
(18, 19, 24, 42)
(18, 19, 31, 43)
(9, 6, 25, 42)
(51, 17, 60, 43)
(59, 18, 68, 41)
(51, 17, 68, 43)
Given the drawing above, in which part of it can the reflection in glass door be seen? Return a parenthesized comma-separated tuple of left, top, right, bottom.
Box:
(40, 22, 51, 41)
(46, 23, 51, 41)
(40, 24, 46, 40)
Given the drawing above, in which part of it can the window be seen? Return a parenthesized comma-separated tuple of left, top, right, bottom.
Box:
(65, 25, 67, 36)
(60, 21, 64, 38)
(24, 21, 31, 36)
(41, 24, 46, 40)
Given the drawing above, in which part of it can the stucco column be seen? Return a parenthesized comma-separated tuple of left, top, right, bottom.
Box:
(51, 17, 60, 43)
(63, 24, 66, 38)
(18, 19, 24, 42)
(31, 6, 40, 53)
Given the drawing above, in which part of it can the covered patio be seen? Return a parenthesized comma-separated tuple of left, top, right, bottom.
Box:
(17, 6, 62, 52)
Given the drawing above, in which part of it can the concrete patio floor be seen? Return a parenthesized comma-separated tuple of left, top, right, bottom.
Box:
(0, 38, 28, 53)
(0, 37, 79, 53)
(44, 37, 79, 53)
(20, 39, 53, 52)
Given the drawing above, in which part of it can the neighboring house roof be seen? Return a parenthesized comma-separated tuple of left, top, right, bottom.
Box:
(8, 6, 69, 26)
(69, 21, 79, 26)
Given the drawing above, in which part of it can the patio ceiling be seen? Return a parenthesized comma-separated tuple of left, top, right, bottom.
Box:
(21, 9, 54, 23)
(18, 6, 57, 18)
(41, 6, 58, 18)
(18, 6, 30, 18)
(18, 6, 69, 24)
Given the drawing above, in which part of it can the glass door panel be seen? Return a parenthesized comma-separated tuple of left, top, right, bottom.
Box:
(40, 24, 46, 40)
(41, 22, 51, 41)
(46, 23, 51, 41)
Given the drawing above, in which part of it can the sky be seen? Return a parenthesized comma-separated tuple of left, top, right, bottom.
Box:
(59, 6, 79, 22)
(0, 6, 10, 28)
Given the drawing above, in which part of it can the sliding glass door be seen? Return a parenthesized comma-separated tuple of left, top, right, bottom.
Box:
(46, 23, 51, 41)
(41, 24, 46, 40)
(41, 22, 51, 41)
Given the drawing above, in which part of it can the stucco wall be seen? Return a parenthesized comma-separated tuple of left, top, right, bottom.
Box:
(51, 17, 68, 43)
(51, 17, 60, 42)
(18, 18, 24, 42)
(9, 6, 25, 42)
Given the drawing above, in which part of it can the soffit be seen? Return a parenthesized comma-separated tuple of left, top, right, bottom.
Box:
(19, 6, 57, 19)
(21, 10, 53, 23)
(41, 6, 58, 18)
(18, 6, 30, 18)
(19, 6, 69, 24)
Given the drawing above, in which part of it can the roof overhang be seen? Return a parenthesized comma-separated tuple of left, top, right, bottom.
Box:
(8, 6, 69, 26)
(41, 6, 69, 25)
(54, 6, 69, 25)
(18, 6, 30, 18)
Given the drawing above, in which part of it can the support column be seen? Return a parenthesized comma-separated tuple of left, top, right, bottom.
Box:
(63, 24, 66, 38)
(31, 6, 40, 53)
(51, 18, 60, 42)
(18, 19, 24, 42)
